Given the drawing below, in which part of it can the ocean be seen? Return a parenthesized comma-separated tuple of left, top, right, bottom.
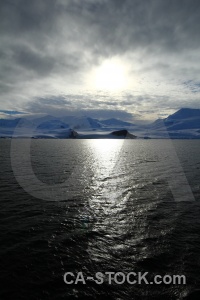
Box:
(0, 139, 200, 299)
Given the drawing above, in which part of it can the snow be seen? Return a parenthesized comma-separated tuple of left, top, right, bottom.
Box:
(146, 108, 200, 138)
(0, 108, 200, 139)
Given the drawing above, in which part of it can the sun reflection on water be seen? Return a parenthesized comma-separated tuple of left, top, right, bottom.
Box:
(87, 139, 123, 155)
(86, 139, 124, 178)
(85, 139, 126, 215)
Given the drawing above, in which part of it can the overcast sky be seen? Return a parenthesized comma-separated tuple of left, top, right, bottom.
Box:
(1, 0, 200, 121)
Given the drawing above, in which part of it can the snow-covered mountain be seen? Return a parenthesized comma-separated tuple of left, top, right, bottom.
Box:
(37, 120, 69, 130)
(0, 108, 199, 138)
(60, 116, 102, 130)
(0, 115, 135, 138)
(151, 108, 200, 129)
(148, 108, 200, 138)
(166, 108, 200, 120)
(0, 117, 33, 128)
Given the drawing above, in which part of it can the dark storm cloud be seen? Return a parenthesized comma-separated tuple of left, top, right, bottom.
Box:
(0, 0, 57, 34)
(0, 0, 200, 115)
(12, 45, 55, 76)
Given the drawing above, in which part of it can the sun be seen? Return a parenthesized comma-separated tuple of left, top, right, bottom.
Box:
(87, 58, 130, 91)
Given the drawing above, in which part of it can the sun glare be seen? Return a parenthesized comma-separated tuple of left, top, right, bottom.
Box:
(88, 58, 130, 91)
(87, 139, 124, 175)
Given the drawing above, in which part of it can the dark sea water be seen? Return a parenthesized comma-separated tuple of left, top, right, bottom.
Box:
(0, 139, 200, 300)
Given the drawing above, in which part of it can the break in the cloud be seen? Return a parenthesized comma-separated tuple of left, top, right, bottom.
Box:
(0, 0, 200, 121)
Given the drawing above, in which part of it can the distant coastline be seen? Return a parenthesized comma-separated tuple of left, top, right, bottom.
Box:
(0, 108, 200, 139)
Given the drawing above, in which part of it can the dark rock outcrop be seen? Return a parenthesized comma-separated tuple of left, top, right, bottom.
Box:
(68, 129, 79, 138)
(110, 129, 137, 139)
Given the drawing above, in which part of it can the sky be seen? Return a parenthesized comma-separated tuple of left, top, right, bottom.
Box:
(0, 0, 200, 121)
